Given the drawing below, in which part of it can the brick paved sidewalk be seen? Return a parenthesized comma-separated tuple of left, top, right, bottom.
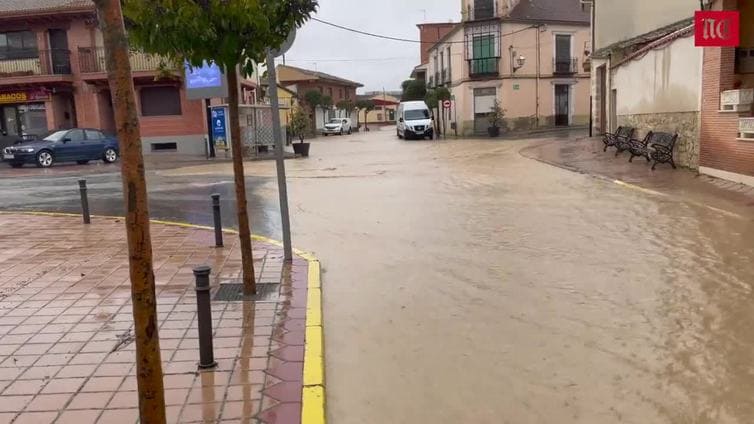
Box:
(0, 213, 315, 424)
(521, 137, 754, 217)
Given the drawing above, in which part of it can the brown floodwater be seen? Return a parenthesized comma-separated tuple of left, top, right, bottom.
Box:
(167, 128, 754, 423)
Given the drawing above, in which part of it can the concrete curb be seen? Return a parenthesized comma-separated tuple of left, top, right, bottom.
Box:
(0, 210, 327, 424)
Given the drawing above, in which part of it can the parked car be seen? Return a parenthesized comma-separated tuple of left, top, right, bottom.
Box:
(397, 101, 434, 140)
(0, 132, 24, 152)
(322, 118, 352, 136)
(2, 128, 119, 168)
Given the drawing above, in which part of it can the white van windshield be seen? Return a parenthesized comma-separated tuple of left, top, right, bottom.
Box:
(405, 110, 429, 120)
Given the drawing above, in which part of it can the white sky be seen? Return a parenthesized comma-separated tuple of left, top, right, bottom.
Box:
(281, 0, 460, 93)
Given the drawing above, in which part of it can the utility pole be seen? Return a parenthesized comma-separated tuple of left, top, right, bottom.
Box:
(92, 0, 166, 422)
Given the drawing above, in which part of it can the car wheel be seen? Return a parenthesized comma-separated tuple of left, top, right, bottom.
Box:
(103, 148, 118, 164)
(339, 129, 343, 136)
(77, 160, 89, 165)
(36, 150, 54, 168)
(10, 163, 22, 168)
(323, 133, 328, 137)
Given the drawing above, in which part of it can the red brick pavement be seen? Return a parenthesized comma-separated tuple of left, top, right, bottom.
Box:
(0, 213, 312, 424)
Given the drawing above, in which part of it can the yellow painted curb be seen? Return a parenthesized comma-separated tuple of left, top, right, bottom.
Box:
(0, 210, 327, 423)
(302, 257, 326, 423)
(302, 386, 326, 424)
(612, 180, 667, 197)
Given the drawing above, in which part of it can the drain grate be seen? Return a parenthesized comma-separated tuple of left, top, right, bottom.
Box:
(213, 282, 280, 302)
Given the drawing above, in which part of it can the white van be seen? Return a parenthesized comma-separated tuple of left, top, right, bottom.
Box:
(396, 101, 433, 140)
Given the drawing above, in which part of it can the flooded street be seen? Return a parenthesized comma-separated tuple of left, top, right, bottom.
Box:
(3, 128, 754, 422)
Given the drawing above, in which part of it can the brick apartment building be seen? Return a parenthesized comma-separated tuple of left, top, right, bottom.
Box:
(411, 23, 457, 81)
(0, 0, 255, 155)
(698, 0, 754, 185)
(276, 65, 362, 130)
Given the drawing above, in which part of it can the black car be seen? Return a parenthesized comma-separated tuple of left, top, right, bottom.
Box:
(2, 128, 119, 168)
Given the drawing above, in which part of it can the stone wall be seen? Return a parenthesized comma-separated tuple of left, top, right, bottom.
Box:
(617, 111, 700, 169)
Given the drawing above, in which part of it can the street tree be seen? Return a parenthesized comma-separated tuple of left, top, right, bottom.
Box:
(124, 0, 318, 296)
(356, 99, 376, 131)
(401, 79, 427, 101)
(92, 0, 166, 422)
(303, 89, 323, 128)
(320, 95, 333, 127)
(425, 87, 451, 109)
(336, 99, 354, 114)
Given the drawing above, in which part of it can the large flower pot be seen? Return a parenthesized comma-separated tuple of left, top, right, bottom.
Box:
(488, 126, 500, 137)
(292, 142, 310, 157)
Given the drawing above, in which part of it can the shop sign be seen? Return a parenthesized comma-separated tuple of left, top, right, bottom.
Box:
(695, 11, 740, 47)
(0, 89, 50, 105)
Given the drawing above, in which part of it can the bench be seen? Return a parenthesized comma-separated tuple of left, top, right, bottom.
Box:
(649, 132, 678, 170)
(625, 131, 678, 170)
(626, 131, 654, 163)
(603, 126, 634, 152)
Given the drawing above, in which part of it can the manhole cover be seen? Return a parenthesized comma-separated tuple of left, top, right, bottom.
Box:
(213, 282, 280, 302)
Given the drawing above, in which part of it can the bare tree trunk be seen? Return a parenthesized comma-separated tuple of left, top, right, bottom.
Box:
(226, 69, 257, 295)
(93, 1, 165, 422)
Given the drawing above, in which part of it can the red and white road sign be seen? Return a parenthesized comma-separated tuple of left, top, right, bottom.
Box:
(442, 100, 452, 109)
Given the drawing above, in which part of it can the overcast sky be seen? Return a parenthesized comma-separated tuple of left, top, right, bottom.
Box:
(281, 0, 460, 93)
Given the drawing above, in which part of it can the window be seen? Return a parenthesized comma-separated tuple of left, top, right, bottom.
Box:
(554, 34, 573, 73)
(85, 130, 104, 141)
(327, 87, 333, 97)
(472, 35, 496, 74)
(66, 129, 85, 141)
(140, 86, 181, 116)
(151, 142, 177, 151)
(0, 31, 38, 60)
(318, 86, 323, 93)
(345, 90, 351, 100)
(447, 46, 452, 81)
(339, 89, 343, 99)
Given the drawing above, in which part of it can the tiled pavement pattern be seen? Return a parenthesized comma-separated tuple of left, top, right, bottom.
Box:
(0, 214, 310, 423)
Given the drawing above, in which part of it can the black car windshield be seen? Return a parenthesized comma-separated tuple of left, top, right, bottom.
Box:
(43, 130, 69, 142)
(405, 110, 429, 120)
(329, 119, 343, 124)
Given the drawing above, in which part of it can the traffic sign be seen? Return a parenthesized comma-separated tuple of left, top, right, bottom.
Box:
(443, 100, 452, 109)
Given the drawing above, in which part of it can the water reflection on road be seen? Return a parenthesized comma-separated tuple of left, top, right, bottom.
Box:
(4, 127, 754, 423)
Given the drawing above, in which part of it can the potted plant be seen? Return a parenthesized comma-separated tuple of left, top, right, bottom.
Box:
(487, 100, 505, 137)
(289, 104, 311, 157)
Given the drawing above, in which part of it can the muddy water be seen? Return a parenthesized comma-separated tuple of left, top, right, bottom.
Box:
(167, 129, 754, 423)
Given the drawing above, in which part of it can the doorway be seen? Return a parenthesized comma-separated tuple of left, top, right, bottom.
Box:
(473, 87, 497, 134)
(48, 29, 71, 74)
(610, 89, 617, 133)
(554, 84, 570, 126)
(597, 65, 606, 134)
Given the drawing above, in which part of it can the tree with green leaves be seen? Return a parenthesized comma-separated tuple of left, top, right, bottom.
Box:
(356, 99, 376, 131)
(425, 87, 451, 108)
(401, 79, 427, 101)
(303, 89, 323, 129)
(336, 99, 354, 114)
(320, 95, 333, 127)
(124, 0, 318, 296)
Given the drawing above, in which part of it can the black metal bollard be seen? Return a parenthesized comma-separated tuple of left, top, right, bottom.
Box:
(193, 266, 217, 369)
(211, 194, 223, 247)
(78, 179, 91, 224)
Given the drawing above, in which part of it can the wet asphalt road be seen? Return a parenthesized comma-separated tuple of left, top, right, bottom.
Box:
(2, 128, 754, 423)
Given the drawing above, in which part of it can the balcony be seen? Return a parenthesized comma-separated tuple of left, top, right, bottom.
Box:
(553, 58, 578, 75)
(465, 1, 498, 21)
(78, 47, 176, 74)
(469, 57, 499, 78)
(0, 49, 71, 78)
(441, 68, 449, 84)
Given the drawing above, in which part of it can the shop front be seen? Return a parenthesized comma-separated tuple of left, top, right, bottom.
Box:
(0, 89, 51, 140)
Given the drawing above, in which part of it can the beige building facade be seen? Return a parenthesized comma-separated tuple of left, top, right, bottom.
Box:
(427, 0, 591, 136)
(590, 0, 702, 168)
